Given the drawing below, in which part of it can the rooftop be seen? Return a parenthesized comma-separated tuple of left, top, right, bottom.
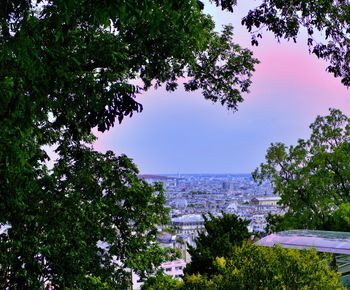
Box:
(257, 230, 350, 255)
(251, 196, 281, 201)
(171, 214, 204, 224)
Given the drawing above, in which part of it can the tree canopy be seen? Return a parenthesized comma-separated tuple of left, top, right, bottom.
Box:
(254, 108, 350, 231)
(144, 244, 344, 290)
(184, 213, 250, 276)
(0, 0, 260, 288)
(182, 244, 344, 289)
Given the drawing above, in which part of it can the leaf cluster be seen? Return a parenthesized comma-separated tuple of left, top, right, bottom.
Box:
(254, 108, 350, 230)
(184, 213, 250, 276)
(182, 244, 344, 289)
(144, 243, 344, 289)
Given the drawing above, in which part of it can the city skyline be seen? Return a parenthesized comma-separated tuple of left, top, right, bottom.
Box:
(94, 2, 350, 174)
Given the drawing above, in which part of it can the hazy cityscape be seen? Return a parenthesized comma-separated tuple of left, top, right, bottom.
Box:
(147, 173, 281, 231)
(130, 173, 283, 288)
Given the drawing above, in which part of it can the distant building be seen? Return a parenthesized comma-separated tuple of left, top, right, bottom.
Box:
(157, 231, 192, 263)
(173, 199, 188, 209)
(226, 201, 238, 212)
(132, 259, 186, 289)
(222, 181, 234, 193)
(250, 196, 281, 206)
(175, 234, 193, 263)
(162, 259, 186, 279)
(171, 214, 205, 235)
(157, 232, 176, 248)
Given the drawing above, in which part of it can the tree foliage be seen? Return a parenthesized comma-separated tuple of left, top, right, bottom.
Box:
(216, 0, 350, 86)
(0, 0, 259, 288)
(144, 244, 344, 289)
(141, 271, 181, 290)
(184, 213, 250, 276)
(182, 244, 344, 289)
(0, 143, 170, 288)
(254, 108, 350, 231)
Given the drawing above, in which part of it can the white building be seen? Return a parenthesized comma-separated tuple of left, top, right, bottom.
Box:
(162, 259, 186, 279)
(132, 259, 186, 290)
(171, 214, 205, 235)
(250, 196, 281, 206)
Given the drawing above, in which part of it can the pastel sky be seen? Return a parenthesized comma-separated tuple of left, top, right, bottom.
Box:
(94, 2, 350, 174)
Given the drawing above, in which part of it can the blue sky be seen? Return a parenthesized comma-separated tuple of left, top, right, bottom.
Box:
(94, 2, 350, 174)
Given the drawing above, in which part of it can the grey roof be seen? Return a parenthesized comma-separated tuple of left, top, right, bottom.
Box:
(257, 230, 350, 255)
(171, 214, 204, 224)
(251, 196, 281, 201)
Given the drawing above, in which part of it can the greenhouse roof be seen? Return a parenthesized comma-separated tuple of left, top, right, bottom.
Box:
(257, 230, 350, 255)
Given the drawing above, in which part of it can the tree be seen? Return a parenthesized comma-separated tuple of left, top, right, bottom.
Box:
(326, 202, 350, 231)
(143, 244, 344, 289)
(184, 213, 250, 276)
(254, 108, 350, 231)
(182, 244, 344, 289)
(213, 0, 350, 86)
(0, 144, 171, 289)
(0, 0, 259, 288)
(141, 271, 181, 290)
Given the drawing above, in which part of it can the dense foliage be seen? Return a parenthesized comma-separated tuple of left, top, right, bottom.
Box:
(182, 244, 344, 289)
(144, 244, 344, 289)
(184, 213, 250, 276)
(0, 0, 259, 288)
(254, 109, 350, 231)
(141, 271, 182, 290)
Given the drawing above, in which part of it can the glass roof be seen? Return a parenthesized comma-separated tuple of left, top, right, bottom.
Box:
(257, 230, 350, 255)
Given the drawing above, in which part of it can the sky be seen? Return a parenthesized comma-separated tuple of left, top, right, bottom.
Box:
(94, 2, 350, 174)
